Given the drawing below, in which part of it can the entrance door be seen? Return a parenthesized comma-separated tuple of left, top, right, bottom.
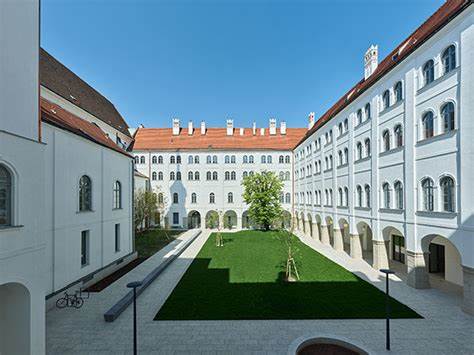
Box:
(392, 235, 405, 263)
(429, 243, 445, 273)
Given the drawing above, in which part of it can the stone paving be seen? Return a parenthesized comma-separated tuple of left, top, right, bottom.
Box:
(46, 229, 474, 355)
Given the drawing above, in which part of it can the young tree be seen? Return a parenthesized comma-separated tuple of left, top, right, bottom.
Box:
(134, 188, 158, 233)
(242, 171, 283, 230)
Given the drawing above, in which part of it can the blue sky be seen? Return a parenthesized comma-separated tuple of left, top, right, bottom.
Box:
(41, 0, 444, 129)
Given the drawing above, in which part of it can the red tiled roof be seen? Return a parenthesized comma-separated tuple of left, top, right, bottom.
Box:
(41, 98, 132, 158)
(296, 0, 472, 148)
(132, 127, 307, 151)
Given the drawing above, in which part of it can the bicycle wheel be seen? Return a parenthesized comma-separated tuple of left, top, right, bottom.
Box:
(56, 298, 67, 309)
(74, 297, 84, 309)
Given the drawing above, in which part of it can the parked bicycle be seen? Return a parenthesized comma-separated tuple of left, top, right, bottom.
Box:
(56, 289, 89, 309)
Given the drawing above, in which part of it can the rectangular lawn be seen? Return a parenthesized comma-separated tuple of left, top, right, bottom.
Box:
(155, 230, 421, 320)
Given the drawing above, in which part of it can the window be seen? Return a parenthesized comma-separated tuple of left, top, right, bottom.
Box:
(173, 212, 179, 225)
(225, 171, 230, 180)
(176, 172, 181, 180)
(356, 185, 362, 207)
(188, 171, 193, 180)
(394, 125, 403, 148)
(267, 155, 272, 164)
(134, 156, 139, 164)
(243, 155, 248, 164)
(285, 155, 290, 164)
(440, 176, 455, 212)
(158, 172, 163, 180)
(0, 165, 12, 226)
(261, 155, 266, 164)
(442, 45, 456, 75)
(338, 188, 343, 206)
(209, 193, 215, 204)
(158, 193, 164, 204)
(225, 155, 230, 164)
(382, 90, 390, 110)
(170, 172, 175, 180)
(194, 171, 200, 180)
(365, 103, 371, 120)
(365, 185, 371, 208)
(140, 156, 145, 164)
(423, 60, 434, 86)
(394, 181, 403, 209)
(158, 156, 163, 164)
(249, 155, 254, 164)
(394, 81, 403, 103)
(338, 151, 343, 166)
(176, 156, 181, 164)
(173, 193, 179, 204)
(81, 230, 89, 267)
(356, 142, 363, 160)
(422, 111, 434, 139)
(285, 171, 290, 180)
(212, 155, 218, 164)
(207, 155, 212, 164)
(191, 192, 197, 204)
(441, 102, 455, 132)
(194, 155, 199, 164)
(382, 130, 391, 151)
(285, 193, 290, 204)
(344, 118, 348, 131)
(231, 171, 236, 180)
(382, 183, 391, 208)
(114, 224, 120, 252)
(212, 171, 218, 180)
(343, 148, 348, 164)
(227, 192, 233, 203)
(206, 171, 211, 180)
(152, 156, 157, 164)
(79, 175, 92, 211)
(279, 155, 284, 164)
(365, 138, 371, 157)
(152, 172, 157, 181)
(357, 109, 363, 125)
(344, 187, 349, 207)
(170, 156, 175, 164)
(329, 155, 333, 169)
(113, 181, 122, 209)
(338, 122, 343, 136)
(243, 171, 248, 178)
(231, 155, 236, 164)
(422, 178, 434, 211)
(188, 155, 193, 164)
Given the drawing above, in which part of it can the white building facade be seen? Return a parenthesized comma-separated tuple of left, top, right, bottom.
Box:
(293, 1, 474, 315)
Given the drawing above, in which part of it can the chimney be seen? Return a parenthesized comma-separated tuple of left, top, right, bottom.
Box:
(226, 119, 234, 136)
(260, 127, 265, 136)
(172, 118, 180, 135)
(188, 120, 193, 135)
(308, 112, 315, 130)
(364, 45, 378, 79)
(252, 122, 257, 135)
(269, 118, 276, 135)
(200, 120, 206, 135)
(280, 121, 287, 135)
(240, 128, 244, 136)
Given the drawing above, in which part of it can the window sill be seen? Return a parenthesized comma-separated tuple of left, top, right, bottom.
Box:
(77, 210, 95, 214)
(112, 208, 123, 211)
(354, 118, 371, 129)
(416, 211, 457, 218)
(337, 205, 349, 209)
(355, 207, 371, 211)
(0, 225, 24, 231)
(379, 208, 404, 214)
(337, 131, 348, 140)
(355, 156, 371, 164)
(379, 99, 403, 116)
(323, 205, 333, 208)
(379, 146, 403, 157)
(337, 163, 348, 169)
(416, 129, 457, 147)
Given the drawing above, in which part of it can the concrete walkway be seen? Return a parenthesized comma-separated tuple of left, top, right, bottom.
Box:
(46, 229, 474, 354)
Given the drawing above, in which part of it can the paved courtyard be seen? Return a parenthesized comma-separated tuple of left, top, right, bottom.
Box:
(46, 229, 474, 354)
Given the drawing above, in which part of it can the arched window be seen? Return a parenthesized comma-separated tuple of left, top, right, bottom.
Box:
(0, 165, 12, 225)
(344, 148, 348, 164)
(158, 193, 164, 204)
(173, 192, 178, 204)
(267, 155, 272, 164)
(191, 193, 197, 203)
(357, 109, 363, 125)
(249, 155, 254, 164)
(338, 122, 343, 136)
(344, 118, 348, 131)
(243, 155, 248, 164)
(356, 185, 362, 207)
(227, 192, 233, 203)
(338, 188, 343, 206)
(365, 103, 371, 120)
(158, 172, 163, 180)
(440, 176, 455, 212)
(383, 130, 391, 151)
(394, 125, 403, 147)
(249, 171, 254, 176)
(188, 171, 193, 180)
(79, 175, 92, 211)
(225, 171, 230, 180)
(152, 172, 157, 181)
(441, 102, 455, 132)
(344, 187, 349, 206)
(285, 193, 291, 204)
(243, 171, 248, 178)
(442, 45, 456, 75)
(285, 155, 290, 164)
(225, 155, 230, 164)
(261, 155, 266, 164)
(421, 178, 434, 211)
(394, 81, 403, 103)
(422, 111, 434, 139)
(206, 155, 212, 164)
(113, 181, 122, 209)
(176, 156, 181, 164)
(365, 185, 371, 208)
(231, 155, 236, 164)
(365, 138, 371, 157)
(134, 156, 139, 164)
(140, 156, 145, 164)
(176, 172, 181, 180)
(194, 171, 200, 180)
(158, 156, 163, 164)
(231, 171, 236, 180)
(279, 171, 284, 180)
(194, 155, 199, 164)
(213, 171, 218, 180)
(212, 155, 218, 164)
(209, 193, 215, 204)
(279, 155, 284, 164)
(394, 181, 403, 209)
(338, 151, 343, 166)
(356, 142, 363, 160)
(285, 171, 290, 180)
(206, 171, 211, 180)
(170, 172, 175, 180)
(382, 183, 391, 209)
(188, 155, 193, 164)
(382, 90, 390, 109)
(423, 60, 434, 86)
(152, 156, 157, 164)
(170, 156, 175, 164)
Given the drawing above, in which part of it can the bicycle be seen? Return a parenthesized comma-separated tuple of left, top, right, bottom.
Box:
(56, 291, 84, 309)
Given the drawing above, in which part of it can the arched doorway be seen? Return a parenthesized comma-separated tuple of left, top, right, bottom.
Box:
(279, 210, 292, 229)
(300, 212, 306, 234)
(307, 213, 313, 237)
(0, 282, 30, 355)
(383, 226, 406, 273)
(205, 210, 219, 229)
(339, 218, 350, 255)
(315, 214, 322, 242)
(223, 210, 237, 229)
(187, 210, 201, 229)
(356, 221, 373, 265)
(326, 216, 334, 247)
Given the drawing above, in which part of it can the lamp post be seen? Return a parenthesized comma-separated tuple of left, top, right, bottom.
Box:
(127, 281, 143, 355)
(380, 269, 395, 351)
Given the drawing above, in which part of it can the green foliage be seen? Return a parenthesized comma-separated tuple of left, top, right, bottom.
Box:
(134, 189, 158, 233)
(206, 211, 219, 229)
(242, 171, 283, 230)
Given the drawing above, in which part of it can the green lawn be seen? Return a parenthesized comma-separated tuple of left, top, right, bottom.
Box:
(135, 229, 182, 258)
(155, 230, 421, 320)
